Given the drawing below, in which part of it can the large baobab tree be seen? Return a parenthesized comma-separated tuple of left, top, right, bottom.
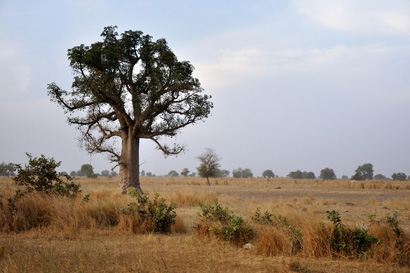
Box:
(48, 26, 213, 193)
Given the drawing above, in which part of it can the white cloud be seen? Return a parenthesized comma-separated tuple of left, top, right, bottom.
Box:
(291, 0, 410, 36)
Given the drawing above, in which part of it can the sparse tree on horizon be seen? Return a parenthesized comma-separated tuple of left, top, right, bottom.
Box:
(197, 148, 220, 186)
(319, 168, 336, 180)
(262, 169, 275, 178)
(168, 170, 179, 177)
(232, 168, 253, 178)
(374, 174, 387, 180)
(180, 168, 190, 177)
(355, 163, 374, 180)
(0, 162, 15, 177)
(392, 172, 407, 181)
(48, 26, 212, 194)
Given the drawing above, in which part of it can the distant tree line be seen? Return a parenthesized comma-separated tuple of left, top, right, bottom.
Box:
(3, 157, 410, 182)
(69, 164, 118, 178)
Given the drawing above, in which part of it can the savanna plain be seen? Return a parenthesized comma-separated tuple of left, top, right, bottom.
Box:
(1, 177, 410, 273)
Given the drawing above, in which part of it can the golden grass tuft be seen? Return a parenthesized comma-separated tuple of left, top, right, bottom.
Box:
(165, 189, 216, 206)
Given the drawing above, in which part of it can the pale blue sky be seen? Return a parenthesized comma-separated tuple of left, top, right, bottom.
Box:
(1, 0, 409, 178)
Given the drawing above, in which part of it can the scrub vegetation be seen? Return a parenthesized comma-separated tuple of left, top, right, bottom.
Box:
(1, 176, 410, 272)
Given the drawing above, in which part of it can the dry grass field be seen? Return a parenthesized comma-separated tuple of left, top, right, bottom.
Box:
(1, 176, 410, 272)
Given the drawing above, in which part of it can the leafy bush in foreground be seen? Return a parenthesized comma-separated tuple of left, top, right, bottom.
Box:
(121, 190, 177, 233)
(326, 210, 380, 256)
(196, 199, 253, 245)
(13, 153, 81, 197)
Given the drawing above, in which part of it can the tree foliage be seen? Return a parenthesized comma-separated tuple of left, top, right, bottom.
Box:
(180, 168, 190, 177)
(47, 26, 212, 193)
(373, 174, 386, 180)
(13, 153, 81, 197)
(0, 162, 15, 177)
(197, 148, 220, 185)
(355, 163, 374, 180)
(319, 168, 336, 180)
(81, 164, 95, 178)
(392, 172, 407, 181)
(287, 170, 315, 179)
(168, 170, 179, 177)
(232, 168, 253, 178)
(262, 169, 275, 178)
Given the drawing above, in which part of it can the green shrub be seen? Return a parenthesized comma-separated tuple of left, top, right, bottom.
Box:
(197, 199, 253, 245)
(13, 153, 81, 197)
(121, 190, 177, 233)
(326, 210, 380, 256)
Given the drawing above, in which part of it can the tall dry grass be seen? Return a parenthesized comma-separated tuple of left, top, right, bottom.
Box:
(1, 176, 410, 272)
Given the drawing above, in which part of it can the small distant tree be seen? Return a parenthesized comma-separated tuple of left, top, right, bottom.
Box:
(232, 168, 242, 178)
(232, 168, 253, 178)
(197, 148, 221, 185)
(189, 172, 197, 177)
(146, 172, 153, 177)
(215, 169, 230, 178)
(262, 170, 275, 178)
(355, 163, 374, 180)
(287, 170, 303, 179)
(373, 174, 386, 180)
(341, 175, 349, 180)
(168, 170, 179, 177)
(101, 170, 110, 177)
(303, 171, 316, 179)
(111, 171, 118, 177)
(392, 172, 407, 181)
(0, 162, 15, 176)
(180, 168, 190, 177)
(319, 168, 336, 180)
(351, 172, 365, 181)
(140, 170, 146, 177)
(242, 168, 253, 178)
(81, 164, 96, 178)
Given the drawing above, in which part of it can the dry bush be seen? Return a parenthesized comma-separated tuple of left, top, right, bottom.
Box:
(254, 225, 295, 256)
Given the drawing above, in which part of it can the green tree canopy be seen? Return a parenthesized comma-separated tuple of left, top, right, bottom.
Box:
(48, 26, 212, 193)
(355, 163, 374, 180)
(80, 164, 95, 178)
(168, 170, 179, 177)
(180, 168, 190, 177)
(262, 169, 275, 178)
(319, 168, 336, 180)
(0, 162, 15, 177)
(392, 172, 407, 181)
(232, 168, 253, 178)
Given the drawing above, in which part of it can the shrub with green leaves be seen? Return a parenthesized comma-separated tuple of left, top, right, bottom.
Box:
(121, 190, 176, 233)
(326, 210, 380, 256)
(13, 153, 81, 197)
(196, 199, 253, 245)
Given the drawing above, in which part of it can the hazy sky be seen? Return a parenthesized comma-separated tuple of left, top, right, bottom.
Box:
(1, 0, 409, 178)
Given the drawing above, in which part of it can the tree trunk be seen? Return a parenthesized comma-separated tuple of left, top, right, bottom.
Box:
(206, 176, 210, 186)
(119, 134, 142, 194)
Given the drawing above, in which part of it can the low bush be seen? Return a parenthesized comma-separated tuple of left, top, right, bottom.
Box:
(119, 190, 177, 233)
(195, 199, 253, 246)
(326, 210, 380, 257)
